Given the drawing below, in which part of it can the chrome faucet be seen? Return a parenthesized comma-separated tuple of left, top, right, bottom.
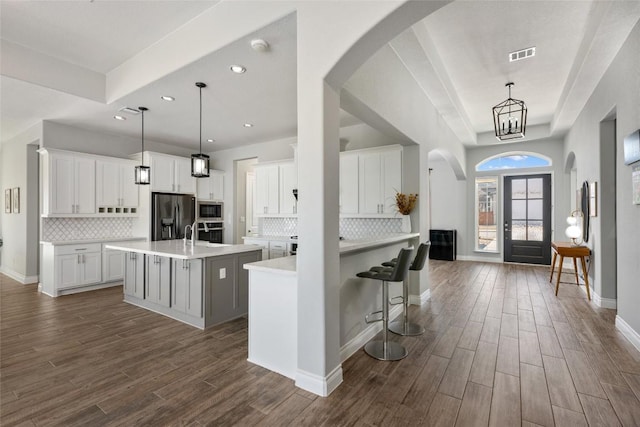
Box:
(183, 222, 197, 246)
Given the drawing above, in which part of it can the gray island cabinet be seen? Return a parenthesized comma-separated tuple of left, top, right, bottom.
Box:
(107, 240, 261, 329)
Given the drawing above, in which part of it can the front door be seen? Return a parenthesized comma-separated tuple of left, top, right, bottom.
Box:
(504, 174, 552, 264)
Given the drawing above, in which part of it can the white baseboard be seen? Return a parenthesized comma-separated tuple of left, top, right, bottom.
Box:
(615, 315, 640, 353)
(0, 267, 38, 284)
(409, 288, 431, 305)
(339, 304, 403, 363)
(575, 281, 617, 309)
(295, 364, 343, 397)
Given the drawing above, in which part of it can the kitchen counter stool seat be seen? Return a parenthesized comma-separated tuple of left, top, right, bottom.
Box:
(357, 247, 414, 361)
(371, 242, 431, 336)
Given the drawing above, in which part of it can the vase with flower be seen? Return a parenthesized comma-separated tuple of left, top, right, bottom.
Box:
(395, 192, 417, 233)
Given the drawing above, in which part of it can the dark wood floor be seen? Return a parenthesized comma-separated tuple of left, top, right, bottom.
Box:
(2, 261, 640, 426)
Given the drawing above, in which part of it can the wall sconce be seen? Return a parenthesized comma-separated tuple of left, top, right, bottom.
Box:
(565, 210, 583, 246)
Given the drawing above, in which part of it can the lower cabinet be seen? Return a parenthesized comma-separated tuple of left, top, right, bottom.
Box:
(124, 252, 145, 299)
(205, 251, 259, 326)
(172, 258, 203, 317)
(103, 246, 125, 282)
(146, 255, 171, 307)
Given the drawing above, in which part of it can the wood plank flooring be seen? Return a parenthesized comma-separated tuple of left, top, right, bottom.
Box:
(2, 261, 640, 426)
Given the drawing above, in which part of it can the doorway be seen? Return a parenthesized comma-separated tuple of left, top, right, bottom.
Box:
(503, 173, 552, 264)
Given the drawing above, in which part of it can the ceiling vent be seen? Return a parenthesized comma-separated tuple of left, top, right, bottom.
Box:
(509, 47, 536, 62)
(118, 107, 141, 115)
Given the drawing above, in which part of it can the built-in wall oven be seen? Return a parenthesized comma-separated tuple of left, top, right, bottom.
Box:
(197, 221, 224, 244)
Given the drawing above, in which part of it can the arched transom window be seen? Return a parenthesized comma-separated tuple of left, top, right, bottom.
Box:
(476, 152, 551, 172)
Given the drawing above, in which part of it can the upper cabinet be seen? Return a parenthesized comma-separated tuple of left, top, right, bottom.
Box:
(42, 150, 96, 216)
(339, 153, 359, 214)
(96, 159, 139, 212)
(358, 147, 401, 215)
(148, 152, 196, 194)
(254, 160, 297, 216)
(279, 162, 297, 215)
(197, 170, 225, 201)
(41, 148, 139, 217)
(255, 163, 280, 215)
(340, 145, 402, 217)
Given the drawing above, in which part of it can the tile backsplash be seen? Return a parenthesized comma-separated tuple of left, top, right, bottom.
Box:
(42, 217, 134, 241)
(260, 217, 402, 239)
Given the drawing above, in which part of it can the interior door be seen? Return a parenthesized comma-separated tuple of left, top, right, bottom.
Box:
(504, 174, 552, 264)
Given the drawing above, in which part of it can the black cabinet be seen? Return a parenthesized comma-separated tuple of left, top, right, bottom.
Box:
(429, 229, 456, 261)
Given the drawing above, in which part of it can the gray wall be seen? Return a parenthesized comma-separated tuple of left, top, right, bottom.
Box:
(564, 21, 640, 333)
(429, 154, 467, 255)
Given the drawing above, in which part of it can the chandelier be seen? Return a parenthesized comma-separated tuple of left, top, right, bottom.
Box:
(493, 82, 527, 141)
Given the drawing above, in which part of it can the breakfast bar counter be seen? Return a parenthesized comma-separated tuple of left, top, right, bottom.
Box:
(243, 233, 420, 379)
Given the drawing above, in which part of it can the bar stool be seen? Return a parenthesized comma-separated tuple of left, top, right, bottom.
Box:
(357, 247, 414, 361)
(385, 242, 430, 336)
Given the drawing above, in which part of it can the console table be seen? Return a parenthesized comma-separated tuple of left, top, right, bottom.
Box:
(549, 241, 590, 300)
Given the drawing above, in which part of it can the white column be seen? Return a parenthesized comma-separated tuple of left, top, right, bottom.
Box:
(418, 143, 432, 302)
(296, 76, 342, 395)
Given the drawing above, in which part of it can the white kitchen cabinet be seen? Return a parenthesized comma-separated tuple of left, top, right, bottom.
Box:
(124, 252, 145, 299)
(149, 152, 196, 194)
(197, 170, 225, 201)
(146, 255, 171, 307)
(339, 153, 359, 214)
(96, 160, 139, 213)
(269, 241, 288, 259)
(279, 162, 297, 214)
(53, 243, 102, 290)
(243, 238, 270, 260)
(358, 147, 402, 215)
(255, 164, 279, 215)
(102, 247, 125, 282)
(172, 258, 203, 317)
(44, 151, 96, 215)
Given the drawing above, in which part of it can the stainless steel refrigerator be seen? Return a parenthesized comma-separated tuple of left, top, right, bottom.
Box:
(151, 193, 195, 241)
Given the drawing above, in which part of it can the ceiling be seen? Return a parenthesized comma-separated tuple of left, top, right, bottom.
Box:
(1, 1, 638, 150)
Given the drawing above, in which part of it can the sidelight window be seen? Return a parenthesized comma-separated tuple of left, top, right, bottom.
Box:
(476, 177, 498, 251)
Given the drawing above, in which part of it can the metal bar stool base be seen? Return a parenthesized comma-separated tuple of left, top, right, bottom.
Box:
(388, 320, 425, 336)
(364, 340, 408, 361)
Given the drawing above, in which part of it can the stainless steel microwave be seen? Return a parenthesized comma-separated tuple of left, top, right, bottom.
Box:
(196, 201, 223, 221)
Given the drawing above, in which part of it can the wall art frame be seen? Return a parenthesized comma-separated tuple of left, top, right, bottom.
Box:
(4, 189, 11, 213)
(12, 187, 20, 213)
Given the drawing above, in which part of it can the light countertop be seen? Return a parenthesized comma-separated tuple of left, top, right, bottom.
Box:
(105, 239, 262, 260)
(243, 235, 297, 242)
(244, 233, 420, 275)
(41, 237, 147, 246)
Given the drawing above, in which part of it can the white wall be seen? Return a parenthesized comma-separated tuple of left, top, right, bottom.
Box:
(0, 123, 42, 282)
(429, 154, 467, 255)
(564, 22, 640, 337)
(465, 138, 568, 261)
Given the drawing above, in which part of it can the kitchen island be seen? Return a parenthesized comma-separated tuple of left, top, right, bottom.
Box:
(244, 233, 420, 379)
(106, 240, 261, 329)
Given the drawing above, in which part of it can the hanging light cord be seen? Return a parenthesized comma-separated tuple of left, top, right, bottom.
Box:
(141, 109, 145, 164)
(199, 84, 203, 155)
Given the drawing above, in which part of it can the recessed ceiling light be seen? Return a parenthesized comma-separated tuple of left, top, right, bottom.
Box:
(114, 115, 126, 121)
(243, 123, 253, 128)
(161, 96, 175, 101)
(118, 106, 140, 115)
(230, 65, 246, 74)
(207, 139, 215, 143)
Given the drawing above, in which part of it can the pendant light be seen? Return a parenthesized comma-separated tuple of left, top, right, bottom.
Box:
(191, 82, 210, 178)
(134, 106, 150, 185)
(492, 82, 527, 141)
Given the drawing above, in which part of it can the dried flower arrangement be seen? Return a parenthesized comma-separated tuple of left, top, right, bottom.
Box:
(395, 192, 417, 215)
